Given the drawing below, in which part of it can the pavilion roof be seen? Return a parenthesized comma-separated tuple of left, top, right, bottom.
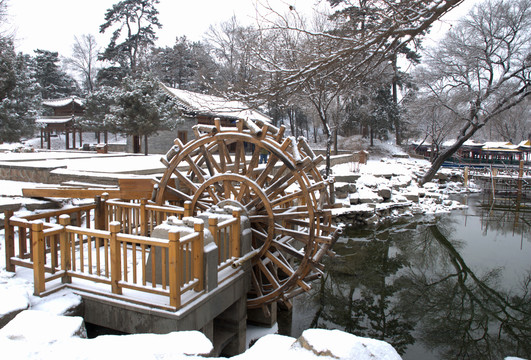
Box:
(160, 83, 271, 124)
(42, 96, 85, 108)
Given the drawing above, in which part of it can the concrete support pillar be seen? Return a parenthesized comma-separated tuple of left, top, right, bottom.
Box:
(214, 295, 247, 356)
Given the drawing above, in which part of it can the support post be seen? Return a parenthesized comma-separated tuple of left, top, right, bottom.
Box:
(517, 160, 524, 202)
(59, 215, 72, 284)
(168, 230, 181, 308)
(208, 216, 219, 246)
(4, 210, 15, 272)
(94, 196, 106, 230)
(184, 201, 192, 218)
(464, 166, 469, 188)
(193, 221, 204, 291)
(32, 221, 45, 296)
(110, 221, 122, 295)
(231, 209, 241, 258)
(140, 199, 148, 236)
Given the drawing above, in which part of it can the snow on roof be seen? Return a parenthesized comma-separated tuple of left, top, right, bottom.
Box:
(482, 141, 519, 152)
(518, 139, 531, 148)
(42, 96, 85, 108)
(160, 83, 271, 124)
(35, 116, 74, 124)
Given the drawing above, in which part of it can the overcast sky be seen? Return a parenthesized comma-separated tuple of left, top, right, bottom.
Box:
(6, 0, 476, 58)
(7, 0, 310, 56)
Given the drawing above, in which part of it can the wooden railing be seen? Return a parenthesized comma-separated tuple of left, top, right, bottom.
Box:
(208, 209, 241, 270)
(105, 199, 187, 236)
(4, 199, 243, 310)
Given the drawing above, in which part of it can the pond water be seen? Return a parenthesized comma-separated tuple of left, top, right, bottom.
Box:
(278, 195, 531, 360)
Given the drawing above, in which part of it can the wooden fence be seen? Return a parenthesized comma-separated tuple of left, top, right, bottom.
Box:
(4, 199, 242, 310)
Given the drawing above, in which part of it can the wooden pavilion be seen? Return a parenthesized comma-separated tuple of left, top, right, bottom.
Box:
(36, 96, 85, 150)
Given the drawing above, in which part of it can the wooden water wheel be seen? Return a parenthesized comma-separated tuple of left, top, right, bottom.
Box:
(154, 118, 340, 309)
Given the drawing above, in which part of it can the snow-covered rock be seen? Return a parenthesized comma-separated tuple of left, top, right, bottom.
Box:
(0, 287, 30, 329)
(294, 328, 401, 360)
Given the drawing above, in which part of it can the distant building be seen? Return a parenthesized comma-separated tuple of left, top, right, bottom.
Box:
(126, 84, 271, 154)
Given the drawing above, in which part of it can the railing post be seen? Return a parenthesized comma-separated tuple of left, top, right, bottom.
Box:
(140, 199, 148, 236)
(4, 210, 15, 272)
(231, 209, 242, 258)
(209, 216, 219, 246)
(59, 215, 72, 284)
(94, 196, 106, 230)
(168, 230, 181, 308)
(102, 192, 109, 230)
(109, 221, 122, 295)
(31, 221, 45, 296)
(193, 221, 204, 291)
(184, 201, 192, 218)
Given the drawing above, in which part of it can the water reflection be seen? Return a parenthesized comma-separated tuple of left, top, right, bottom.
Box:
(280, 196, 531, 360)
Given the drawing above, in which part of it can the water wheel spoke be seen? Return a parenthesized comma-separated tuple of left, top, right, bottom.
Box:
(257, 260, 280, 290)
(236, 182, 250, 203)
(271, 237, 305, 260)
(265, 250, 294, 278)
(173, 169, 199, 193)
(234, 140, 247, 175)
(200, 145, 221, 176)
(256, 155, 279, 187)
(216, 140, 229, 171)
(245, 147, 262, 179)
(251, 267, 264, 297)
(184, 155, 207, 183)
(274, 224, 311, 246)
(163, 185, 193, 202)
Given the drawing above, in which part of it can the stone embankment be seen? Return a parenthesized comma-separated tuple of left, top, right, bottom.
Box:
(330, 157, 468, 226)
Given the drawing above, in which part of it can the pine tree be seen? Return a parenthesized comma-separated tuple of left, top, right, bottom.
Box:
(0, 39, 41, 142)
(32, 49, 78, 99)
(99, 0, 162, 75)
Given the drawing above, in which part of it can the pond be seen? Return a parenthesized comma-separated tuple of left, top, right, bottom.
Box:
(278, 194, 531, 360)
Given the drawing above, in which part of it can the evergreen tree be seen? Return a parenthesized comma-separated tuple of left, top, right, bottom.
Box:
(0, 39, 40, 142)
(32, 49, 77, 99)
(150, 36, 217, 92)
(99, 0, 162, 75)
(88, 74, 180, 155)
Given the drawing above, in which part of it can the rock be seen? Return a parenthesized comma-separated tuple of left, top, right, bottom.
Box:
(349, 193, 360, 205)
(365, 214, 380, 225)
(335, 183, 351, 199)
(403, 192, 419, 202)
(334, 174, 361, 183)
(377, 187, 392, 200)
(30, 290, 83, 317)
(0, 310, 87, 343)
(295, 328, 401, 360)
(0, 288, 29, 329)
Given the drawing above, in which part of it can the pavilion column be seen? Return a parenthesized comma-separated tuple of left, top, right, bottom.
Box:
(79, 131, 83, 148)
(65, 130, 70, 150)
(47, 131, 51, 150)
(40, 129, 44, 149)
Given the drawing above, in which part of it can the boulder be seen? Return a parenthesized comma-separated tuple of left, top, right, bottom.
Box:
(0, 287, 29, 329)
(294, 329, 401, 360)
(377, 187, 392, 201)
(0, 310, 87, 343)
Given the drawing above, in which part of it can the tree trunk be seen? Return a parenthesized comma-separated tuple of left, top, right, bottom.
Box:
(333, 126, 338, 155)
(391, 54, 401, 145)
(144, 135, 149, 156)
(420, 128, 478, 185)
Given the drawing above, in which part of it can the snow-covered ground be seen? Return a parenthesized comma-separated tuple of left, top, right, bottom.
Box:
(0, 139, 523, 360)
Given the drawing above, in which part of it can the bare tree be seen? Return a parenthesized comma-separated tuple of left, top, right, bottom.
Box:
(66, 34, 99, 94)
(414, 0, 531, 184)
(488, 100, 531, 142)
